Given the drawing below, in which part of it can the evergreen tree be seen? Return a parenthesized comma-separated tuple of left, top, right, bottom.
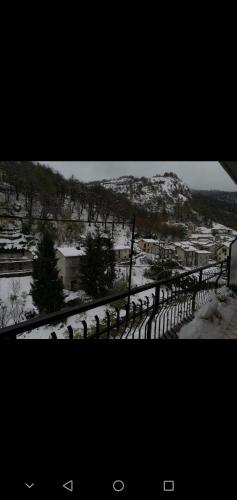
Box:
(80, 230, 116, 298)
(80, 233, 99, 298)
(31, 229, 65, 314)
(102, 234, 116, 290)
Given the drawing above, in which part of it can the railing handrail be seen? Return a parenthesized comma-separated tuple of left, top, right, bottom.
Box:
(0, 260, 227, 338)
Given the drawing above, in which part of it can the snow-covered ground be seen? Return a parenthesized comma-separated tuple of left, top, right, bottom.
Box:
(0, 253, 156, 339)
(0, 276, 33, 307)
(0, 249, 230, 339)
(178, 287, 237, 339)
(0, 185, 235, 340)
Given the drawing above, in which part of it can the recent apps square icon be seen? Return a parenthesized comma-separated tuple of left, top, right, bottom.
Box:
(163, 480, 175, 492)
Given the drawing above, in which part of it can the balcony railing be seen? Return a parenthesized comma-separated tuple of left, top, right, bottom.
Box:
(0, 260, 229, 340)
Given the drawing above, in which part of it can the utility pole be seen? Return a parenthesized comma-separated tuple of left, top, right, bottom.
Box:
(126, 215, 136, 321)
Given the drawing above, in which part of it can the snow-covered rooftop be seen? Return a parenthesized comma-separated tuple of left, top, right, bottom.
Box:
(194, 250, 211, 254)
(218, 242, 231, 249)
(114, 246, 130, 251)
(139, 239, 158, 244)
(212, 223, 233, 231)
(191, 233, 214, 240)
(197, 226, 212, 233)
(57, 246, 86, 257)
(175, 242, 200, 252)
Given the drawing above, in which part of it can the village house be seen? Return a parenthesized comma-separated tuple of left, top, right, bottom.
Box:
(212, 224, 233, 236)
(0, 249, 33, 275)
(138, 239, 159, 255)
(174, 242, 211, 268)
(56, 246, 86, 291)
(158, 243, 176, 260)
(194, 250, 211, 267)
(216, 243, 230, 262)
(113, 246, 130, 262)
(174, 243, 197, 267)
(190, 233, 215, 242)
(190, 239, 217, 259)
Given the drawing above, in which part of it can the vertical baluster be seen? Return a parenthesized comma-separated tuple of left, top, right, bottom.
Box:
(82, 320, 88, 339)
(163, 302, 166, 337)
(146, 286, 160, 339)
(139, 298, 143, 317)
(179, 292, 183, 326)
(67, 325, 74, 340)
(158, 308, 162, 339)
(106, 311, 110, 338)
(174, 281, 178, 330)
(170, 302, 174, 332)
(95, 315, 100, 338)
(166, 307, 170, 336)
(115, 307, 120, 332)
(131, 302, 137, 339)
(145, 296, 149, 313)
(159, 289, 165, 338)
(154, 285, 160, 339)
(132, 301, 136, 321)
(125, 302, 130, 323)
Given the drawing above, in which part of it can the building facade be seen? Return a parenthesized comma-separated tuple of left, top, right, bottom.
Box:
(56, 247, 85, 291)
(158, 244, 176, 260)
(0, 249, 33, 275)
(138, 239, 159, 255)
(194, 250, 211, 267)
(216, 244, 230, 262)
(113, 246, 130, 262)
(175, 244, 196, 267)
(174, 243, 211, 268)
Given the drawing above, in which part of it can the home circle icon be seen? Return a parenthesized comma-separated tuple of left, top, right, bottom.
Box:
(113, 480, 125, 493)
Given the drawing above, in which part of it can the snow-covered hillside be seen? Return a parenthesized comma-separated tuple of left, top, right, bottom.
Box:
(97, 173, 191, 214)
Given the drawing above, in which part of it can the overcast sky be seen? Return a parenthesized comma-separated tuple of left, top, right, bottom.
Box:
(39, 162, 237, 191)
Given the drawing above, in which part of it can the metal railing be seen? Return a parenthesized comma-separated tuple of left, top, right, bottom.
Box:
(0, 260, 228, 340)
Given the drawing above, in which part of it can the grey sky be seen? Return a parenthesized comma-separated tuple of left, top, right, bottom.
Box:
(39, 162, 237, 191)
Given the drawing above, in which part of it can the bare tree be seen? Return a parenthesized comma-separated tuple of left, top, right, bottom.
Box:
(8, 279, 27, 324)
(0, 300, 11, 328)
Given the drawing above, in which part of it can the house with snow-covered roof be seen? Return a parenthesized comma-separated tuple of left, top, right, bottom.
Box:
(216, 243, 230, 262)
(56, 246, 86, 291)
(212, 223, 233, 236)
(158, 243, 176, 260)
(190, 239, 217, 259)
(113, 245, 130, 262)
(138, 239, 159, 255)
(174, 242, 211, 267)
(174, 242, 197, 267)
(194, 249, 211, 267)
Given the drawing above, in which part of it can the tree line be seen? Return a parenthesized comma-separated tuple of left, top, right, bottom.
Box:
(0, 161, 193, 239)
